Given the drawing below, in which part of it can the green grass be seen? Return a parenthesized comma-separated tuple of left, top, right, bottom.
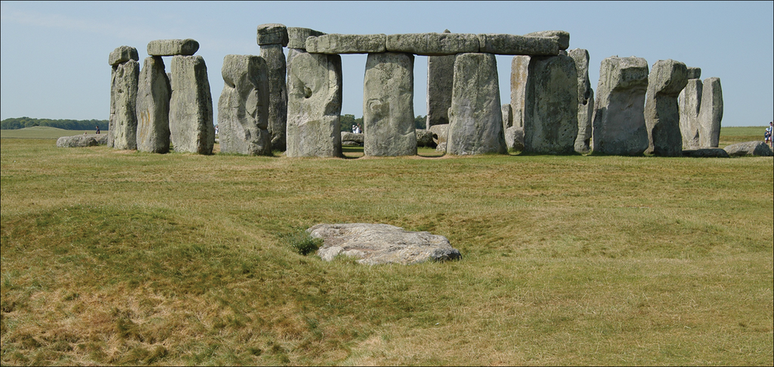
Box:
(1, 129, 772, 365)
(1, 126, 100, 139)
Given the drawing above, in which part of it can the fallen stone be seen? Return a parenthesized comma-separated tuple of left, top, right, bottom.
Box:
(56, 135, 99, 148)
(698, 77, 723, 148)
(426, 50, 455, 127)
(510, 55, 530, 129)
(306, 34, 386, 54)
(218, 54, 272, 156)
(169, 55, 215, 154)
(416, 129, 436, 148)
(569, 48, 594, 154)
(108, 46, 139, 66)
(723, 141, 773, 157)
(136, 56, 171, 153)
(94, 134, 108, 145)
(679, 79, 703, 149)
(504, 126, 525, 152)
(363, 52, 416, 156)
(429, 123, 449, 146)
(341, 132, 364, 145)
(256, 23, 288, 46)
(523, 55, 578, 155)
(260, 44, 288, 151)
(645, 59, 688, 156)
(478, 34, 560, 55)
(682, 148, 729, 157)
(308, 223, 461, 265)
(147, 39, 199, 56)
(287, 27, 325, 50)
(523, 30, 570, 50)
(109, 59, 139, 150)
(386, 33, 479, 56)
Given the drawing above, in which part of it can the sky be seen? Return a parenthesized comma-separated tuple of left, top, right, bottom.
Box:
(1, 1, 772, 127)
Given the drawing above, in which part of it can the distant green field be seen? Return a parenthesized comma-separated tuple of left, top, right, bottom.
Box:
(0, 126, 99, 139)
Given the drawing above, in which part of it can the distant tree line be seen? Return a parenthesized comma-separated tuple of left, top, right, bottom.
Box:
(339, 114, 426, 132)
(1, 117, 109, 131)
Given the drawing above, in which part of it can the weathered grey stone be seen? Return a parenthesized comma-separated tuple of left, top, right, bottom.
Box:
(56, 135, 99, 148)
(478, 34, 560, 55)
(682, 148, 729, 158)
(686, 67, 701, 79)
(435, 141, 447, 152)
(136, 57, 171, 153)
(341, 132, 364, 146)
(569, 49, 594, 154)
(286, 50, 343, 157)
(645, 59, 688, 156)
(108, 46, 139, 66)
(501, 104, 513, 129)
(309, 223, 461, 265)
(523, 30, 570, 50)
(416, 129, 436, 148)
(429, 124, 449, 146)
(723, 141, 773, 157)
(504, 127, 525, 152)
(447, 53, 507, 155)
(386, 33, 479, 56)
(426, 53, 456, 127)
(256, 23, 288, 46)
(147, 39, 199, 56)
(287, 27, 325, 50)
(679, 79, 703, 149)
(591, 56, 650, 155)
(109, 59, 139, 150)
(698, 77, 723, 148)
(260, 44, 288, 151)
(169, 55, 214, 154)
(218, 54, 271, 156)
(510, 56, 530, 129)
(306, 34, 386, 54)
(363, 52, 416, 156)
(523, 55, 579, 155)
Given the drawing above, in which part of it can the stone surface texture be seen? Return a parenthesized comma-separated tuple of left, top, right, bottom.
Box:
(682, 148, 729, 158)
(523, 55, 579, 155)
(386, 33, 479, 55)
(477, 34, 560, 55)
(569, 48, 594, 154)
(286, 50, 343, 157)
(260, 44, 288, 151)
(447, 53, 507, 155)
(287, 27, 325, 50)
(56, 135, 100, 148)
(686, 67, 701, 79)
(426, 53, 456, 127)
(136, 56, 171, 153)
(109, 59, 139, 150)
(523, 30, 570, 50)
(363, 52, 417, 156)
(256, 23, 288, 46)
(309, 223, 461, 265)
(306, 34, 386, 54)
(429, 124, 449, 146)
(416, 129, 437, 148)
(218, 54, 272, 156)
(147, 39, 199, 56)
(109, 46, 139, 66)
(501, 103, 513, 129)
(591, 56, 650, 155)
(644, 59, 688, 156)
(341, 132, 364, 146)
(679, 79, 703, 149)
(169, 55, 214, 154)
(723, 141, 773, 157)
(504, 127, 525, 152)
(510, 56, 530, 129)
(698, 77, 723, 148)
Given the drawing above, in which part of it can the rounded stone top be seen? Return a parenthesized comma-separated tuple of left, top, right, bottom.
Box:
(108, 46, 139, 66)
(257, 23, 289, 46)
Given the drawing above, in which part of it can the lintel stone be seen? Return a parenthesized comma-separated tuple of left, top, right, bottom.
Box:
(109, 46, 139, 66)
(478, 34, 560, 55)
(306, 34, 386, 54)
(386, 33, 479, 56)
(257, 23, 289, 46)
(287, 27, 325, 50)
(523, 30, 570, 50)
(147, 39, 199, 56)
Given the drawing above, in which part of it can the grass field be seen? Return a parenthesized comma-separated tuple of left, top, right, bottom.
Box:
(1, 127, 772, 365)
(1, 126, 100, 139)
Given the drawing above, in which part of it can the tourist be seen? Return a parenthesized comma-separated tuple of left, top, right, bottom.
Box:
(765, 122, 772, 148)
(95, 126, 100, 134)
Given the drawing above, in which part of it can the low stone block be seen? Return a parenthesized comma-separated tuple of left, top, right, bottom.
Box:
(524, 30, 570, 50)
(478, 34, 560, 55)
(287, 27, 325, 49)
(645, 59, 688, 156)
(504, 126, 525, 152)
(257, 23, 288, 46)
(341, 132, 364, 146)
(306, 34, 386, 54)
(56, 135, 99, 148)
(429, 124, 449, 146)
(416, 129, 436, 148)
(108, 46, 139, 66)
(386, 33, 479, 56)
(682, 148, 729, 158)
(147, 39, 199, 56)
(723, 141, 772, 157)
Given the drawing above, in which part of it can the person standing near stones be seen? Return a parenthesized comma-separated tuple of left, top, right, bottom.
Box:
(96, 126, 100, 134)
(765, 121, 772, 148)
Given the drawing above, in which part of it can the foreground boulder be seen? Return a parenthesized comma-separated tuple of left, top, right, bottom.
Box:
(56, 134, 102, 148)
(682, 148, 729, 158)
(723, 141, 773, 157)
(308, 223, 461, 265)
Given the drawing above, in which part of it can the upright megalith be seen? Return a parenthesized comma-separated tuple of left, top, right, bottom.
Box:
(426, 30, 455, 127)
(679, 67, 702, 149)
(506, 55, 529, 151)
(108, 46, 140, 150)
(169, 55, 215, 154)
(522, 54, 578, 155)
(363, 52, 417, 156)
(136, 56, 171, 153)
(257, 23, 289, 151)
(218, 54, 272, 156)
(591, 56, 650, 155)
(568, 48, 594, 154)
(286, 50, 343, 157)
(698, 77, 723, 148)
(447, 53, 507, 155)
(644, 59, 688, 156)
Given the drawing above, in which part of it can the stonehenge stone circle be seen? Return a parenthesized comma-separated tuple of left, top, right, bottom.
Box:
(136, 56, 171, 153)
(447, 53, 507, 155)
(287, 27, 325, 50)
(698, 77, 723, 148)
(306, 34, 387, 54)
(478, 34, 561, 55)
(57, 135, 100, 148)
(109, 47, 139, 150)
(286, 50, 343, 157)
(679, 68, 702, 149)
(592, 56, 650, 155)
(569, 48, 594, 154)
(218, 54, 272, 156)
(386, 33, 479, 56)
(363, 52, 417, 156)
(147, 39, 199, 56)
(522, 54, 579, 155)
(256, 23, 289, 46)
(169, 55, 215, 154)
(524, 30, 570, 50)
(645, 59, 688, 157)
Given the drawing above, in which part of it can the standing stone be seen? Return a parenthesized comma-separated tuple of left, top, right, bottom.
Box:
(510, 56, 530, 129)
(568, 48, 594, 154)
(698, 77, 723, 148)
(592, 56, 650, 155)
(426, 30, 455, 127)
(644, 59, 688, 156)
(109, 49, 140, 150)
(363, 52, 417, 156)
(522, 55, 578, 155)
(447, 53, 507, 155)
(218, 55, 272, 156)
(501, 104, 513, 129)
(169, 55, 214, 154)
(286, 50, 343, 157)
(260, 44, 288, 151)
(679, 67, 702, 149)
(136, 56, 171, 153)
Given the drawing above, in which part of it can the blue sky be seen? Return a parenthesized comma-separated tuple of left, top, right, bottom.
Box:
(1, 1, 772, 127)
